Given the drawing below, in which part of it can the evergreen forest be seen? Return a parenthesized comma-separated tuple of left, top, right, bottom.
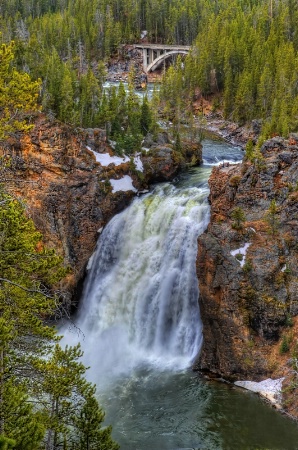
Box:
(1, 0, 298, 140)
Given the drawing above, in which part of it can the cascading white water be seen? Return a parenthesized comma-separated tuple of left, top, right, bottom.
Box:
(64, 180, 210, 383)
(59, 143, 298, 450)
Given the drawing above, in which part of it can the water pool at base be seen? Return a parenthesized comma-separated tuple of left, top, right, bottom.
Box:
(99, 369, 298, 450)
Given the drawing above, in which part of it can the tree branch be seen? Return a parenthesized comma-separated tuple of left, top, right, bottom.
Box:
(0, 277, 54, 299)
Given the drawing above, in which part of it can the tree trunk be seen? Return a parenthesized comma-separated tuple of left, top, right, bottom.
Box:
(46, 398, 56, 450)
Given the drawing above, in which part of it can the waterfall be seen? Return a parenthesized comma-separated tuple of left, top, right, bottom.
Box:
(63, 177, 210, 384)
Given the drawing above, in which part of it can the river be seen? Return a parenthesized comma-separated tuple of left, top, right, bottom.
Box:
(62, 139, 298, 450)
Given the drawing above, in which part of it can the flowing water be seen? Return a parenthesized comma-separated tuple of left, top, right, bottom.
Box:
(62, 139, 298, 450)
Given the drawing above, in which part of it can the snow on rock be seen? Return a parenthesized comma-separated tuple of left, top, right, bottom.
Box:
(235, 378, 284, 407)
(230, 243, 251, 267)
(110, 175, 137, 193)
(134, 154, 144, 172)
(87, 146, 130, 166)
(87, 146, 144, 171)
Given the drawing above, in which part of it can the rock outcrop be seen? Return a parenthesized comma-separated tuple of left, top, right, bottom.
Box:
(142, 132, 202, 182)
(1, 115, 201, 303)
(196, 136, 298, 384)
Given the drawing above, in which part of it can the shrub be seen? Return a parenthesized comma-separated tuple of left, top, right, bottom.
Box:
(242, 258, 253, 272)
(280, 335, 290, 354)
(229, 175, 241, 187)
(285, 314, 293, 328)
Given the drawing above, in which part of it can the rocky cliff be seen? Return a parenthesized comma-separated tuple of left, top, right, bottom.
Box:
(1, 115, 201, 304)
(196, 136, 298, 388)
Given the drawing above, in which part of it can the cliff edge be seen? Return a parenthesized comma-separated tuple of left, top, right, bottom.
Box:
(196, 135, 298, 413)
(1, 115, 201, 303)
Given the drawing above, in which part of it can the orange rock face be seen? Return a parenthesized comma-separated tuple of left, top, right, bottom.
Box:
(1, 116, 202, 306)
(1, 116, 136, 301)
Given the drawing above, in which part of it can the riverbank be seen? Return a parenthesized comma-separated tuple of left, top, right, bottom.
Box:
(202, 113, 260, 148)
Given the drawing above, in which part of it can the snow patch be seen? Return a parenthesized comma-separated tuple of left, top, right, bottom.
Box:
(110, 175, 137, 193)
(87, 146, 143, 170)
(141, 147, 150, 153)
(230, 243, 251, 267)
(235, 378, 284, 406)
(87, 147, 130, 166)
(134, 154, 144, 172)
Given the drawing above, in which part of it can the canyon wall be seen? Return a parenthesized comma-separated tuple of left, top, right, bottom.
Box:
(196, 136, 298, 385)
(1, 115, 201, 303)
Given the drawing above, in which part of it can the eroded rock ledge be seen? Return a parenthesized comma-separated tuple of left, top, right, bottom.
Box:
(196, 136, 298, 395)
(1, 115, 201, 303)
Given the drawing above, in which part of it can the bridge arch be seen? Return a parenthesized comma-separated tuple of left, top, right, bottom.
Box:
(146, 50, 189, 73)
(134, 44, 191, 73)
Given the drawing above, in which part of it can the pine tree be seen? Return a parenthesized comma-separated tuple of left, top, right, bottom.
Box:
(2, 379, 44, 450)
(42, 48, 63, 115)
(174, 131, 182, 153)
(266, 199, 279, 235)
(0, 40, 41, 140)
(33, 344, 88, 449)
(140, 95, 152, 136)
(78, 68, 101, 127)
(59, 63, 75, 124)
(0, 191, 119, 448)
(73, 386, 119, 450)
(33, 344, 119, 450)
(245, 139, 255, 162)
(0, 191, 66, 445)
(231, 207, 246, 230)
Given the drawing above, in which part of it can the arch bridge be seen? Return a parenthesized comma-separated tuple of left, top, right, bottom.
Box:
(134, 44, 191, 73)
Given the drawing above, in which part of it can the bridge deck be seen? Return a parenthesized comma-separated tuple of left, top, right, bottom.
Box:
(134, 44, 191, 51)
